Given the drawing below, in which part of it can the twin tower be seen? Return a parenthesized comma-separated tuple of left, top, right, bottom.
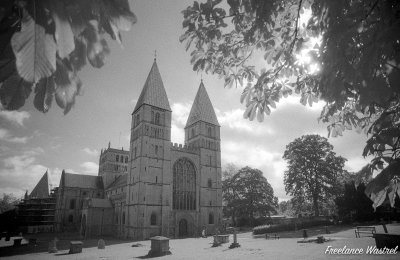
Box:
(126, 59, 222, 239)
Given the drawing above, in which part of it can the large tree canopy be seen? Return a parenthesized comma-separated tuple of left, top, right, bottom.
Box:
(181, 0, 400, 208)
(223, 166, 277, 226)
(283, 134, 346, 216)
(0, 0, 136, 114)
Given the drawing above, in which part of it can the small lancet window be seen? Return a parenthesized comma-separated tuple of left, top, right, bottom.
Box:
(155, 112, 160, 125)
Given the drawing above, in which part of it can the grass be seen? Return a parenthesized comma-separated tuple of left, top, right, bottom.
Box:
(252, 224, 354, 239)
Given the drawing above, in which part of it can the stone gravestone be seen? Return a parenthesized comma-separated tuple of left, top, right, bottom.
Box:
(302, 229, 308, 239)
(48, 238, 58, 253)
(212, 235, 221, 247)
(69, 241, 83, 254)
(147, 236, 171, 257)
(229, 228, 240, 249)
(98, 239, 105, 249)
(325, 226, 330, 234)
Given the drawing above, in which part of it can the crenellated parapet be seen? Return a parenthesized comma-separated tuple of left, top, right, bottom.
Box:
(170, 142, 200, 154)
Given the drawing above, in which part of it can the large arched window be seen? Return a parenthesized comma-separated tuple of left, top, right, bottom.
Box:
(173, 158, 196, 210)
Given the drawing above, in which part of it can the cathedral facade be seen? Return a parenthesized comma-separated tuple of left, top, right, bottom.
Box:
(73, 59, 222, 240)
(124, 59, 222, 240)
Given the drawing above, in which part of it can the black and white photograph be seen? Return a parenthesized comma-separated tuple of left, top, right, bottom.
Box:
(0, 0, 399, 259)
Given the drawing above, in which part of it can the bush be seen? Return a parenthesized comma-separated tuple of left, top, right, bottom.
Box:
(252, 219, 331, 235)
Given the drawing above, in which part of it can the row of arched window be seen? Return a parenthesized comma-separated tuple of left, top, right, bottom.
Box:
(115, 155, 129, 163)
(132, 111, 163, 127)
(151, 111, 161, 125)
(190, 126, 214, 139)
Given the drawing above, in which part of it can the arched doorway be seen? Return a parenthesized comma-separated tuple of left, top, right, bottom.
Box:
(178, 218, 188, 237)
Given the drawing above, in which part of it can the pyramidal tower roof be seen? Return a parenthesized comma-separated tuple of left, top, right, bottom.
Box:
(186, 81, 220, 127)
(133, 59, 171, 113)
(29, 171, 49, 198)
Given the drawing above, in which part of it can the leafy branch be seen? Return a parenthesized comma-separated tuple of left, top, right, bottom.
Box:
(0, 0, 136, 114)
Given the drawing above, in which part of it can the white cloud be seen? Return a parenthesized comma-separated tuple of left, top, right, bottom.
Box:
(0, 110, 30, 126)
(221, 139, 289, 200)
(80, 162, 99, 174)
(170, 102, 192, 144)
(277, 95, 326, 111)
(82, 147, 99, 156)
(171, 123, 185, 144)
(217, 108, 275, 135)
(0, 128, 30, 143)
(0, 153, 47, 197)
(345, 156, 371, 173)
(64, 168, 79, 174)
(171, 102, 191, 126)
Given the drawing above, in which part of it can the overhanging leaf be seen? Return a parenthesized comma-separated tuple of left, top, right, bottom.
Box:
(11, 8, 56, 83)
(82, 22, 110, 68)
(54, 59, 82, 115)
(0, 72, 31, 110)
(34, 77, 55, 113)
(51, 1, 75, 59)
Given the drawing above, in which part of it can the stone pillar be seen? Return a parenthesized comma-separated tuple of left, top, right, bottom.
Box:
(48, 238, 58, 253)
(229, 228, 240, 249)
(147, 236, 171, 257)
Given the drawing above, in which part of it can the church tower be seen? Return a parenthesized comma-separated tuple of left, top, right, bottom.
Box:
(185, 81, 222, 233)
(127, 59, 172, 239)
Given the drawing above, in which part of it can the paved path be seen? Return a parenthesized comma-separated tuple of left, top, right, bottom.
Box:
(1, 224, 399, 260)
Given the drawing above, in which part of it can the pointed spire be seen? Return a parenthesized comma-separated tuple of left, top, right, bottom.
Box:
(133, 59, 171, 113)
(186, 81, 220, 127)
(108, 141, 110, 148)
(29, 171, 49, 198)
(24, 190, 28, 200)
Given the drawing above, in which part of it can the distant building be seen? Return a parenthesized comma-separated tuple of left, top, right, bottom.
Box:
(54, 171, 104, 232)
(17, 171, 56, 233)
(98, 144, 130, 188)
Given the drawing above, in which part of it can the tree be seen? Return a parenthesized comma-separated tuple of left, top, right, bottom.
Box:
(0, 0, 136, 114)
(277, 200, 295, 217)
(283, 134, 346, 216)
(335, 182, 375, 222)
(222, 162, 239, 180)
(0, 193, 20, 214)
(181, 0, 400, 206)
(223, 166, 277, 226)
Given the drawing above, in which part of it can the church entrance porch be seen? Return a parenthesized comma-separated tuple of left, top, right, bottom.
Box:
(178, 218, 188, 237)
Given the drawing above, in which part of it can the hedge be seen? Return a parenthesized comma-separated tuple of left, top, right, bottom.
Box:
(252, 219, 331, 235)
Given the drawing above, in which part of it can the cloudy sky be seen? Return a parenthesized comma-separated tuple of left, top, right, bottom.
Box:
(0, 0, 371, 201)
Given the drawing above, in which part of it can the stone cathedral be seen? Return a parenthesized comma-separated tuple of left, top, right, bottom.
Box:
(54, 59, 222, 240)
(126, 59, 222, 240)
